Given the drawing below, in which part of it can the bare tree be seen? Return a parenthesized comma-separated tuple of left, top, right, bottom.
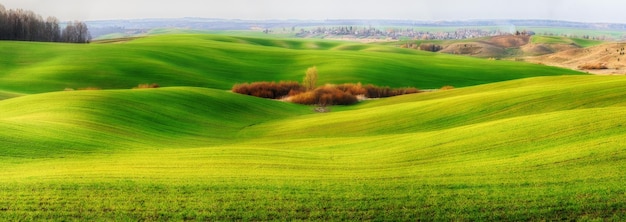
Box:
(61, 21, 77, 42)
(0, 4, 7, 40)
(0, 4, 89, 43)
(45, 17, 61, 42)
(75, 21, 91, 43)
(62, 21, 91, 43)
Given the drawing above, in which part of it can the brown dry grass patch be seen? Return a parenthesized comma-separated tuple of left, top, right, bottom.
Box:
(578, 63, 608, 70)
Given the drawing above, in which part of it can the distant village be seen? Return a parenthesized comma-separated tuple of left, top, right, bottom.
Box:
(291, 26, 612, 41)
(293, 26, 514, 40)
(83, 18, 624, 40)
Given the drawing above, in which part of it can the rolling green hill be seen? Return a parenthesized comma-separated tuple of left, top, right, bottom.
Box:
(530, 35, 603, 47)
(379, 35, 604, 58)
(0, 87, 310, 157)
(1, 74, 625, 220)
(0, 35, 623, 220)
(0, 34, 582, 94)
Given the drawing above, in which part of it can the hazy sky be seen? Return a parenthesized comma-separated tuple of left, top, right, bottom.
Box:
(3, 0, 626, 23)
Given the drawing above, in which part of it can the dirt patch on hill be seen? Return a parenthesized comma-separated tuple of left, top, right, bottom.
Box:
(489, 35, 530, 48)
(526, 42, 626, 75)
(521, 43, 580, 56)
(440, 42, 505, 58)
(521, 44, 554, 55)
(439, 35, 532, 58)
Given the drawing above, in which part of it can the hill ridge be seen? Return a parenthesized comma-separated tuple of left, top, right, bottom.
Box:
(0, 34, 583, 95)
(0, 34, 623, 221)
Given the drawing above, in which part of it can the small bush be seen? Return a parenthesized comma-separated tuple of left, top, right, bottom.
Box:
(418, 43, 443, 52)
(77, 87, 101, 90)
(290, 85, 358, 106)
(335, 83, 419, 98)
(440, 85, 455, 90)
(578, 63, 608, 70)
(363, 84, 419, 98)
(335, 83, 367, 96)
(134, 83, 160, 89)
(232, 81, 304, 99)
(401, 88, 420, 94)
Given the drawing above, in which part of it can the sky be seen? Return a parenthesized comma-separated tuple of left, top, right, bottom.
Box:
(2, 0, 626, 23)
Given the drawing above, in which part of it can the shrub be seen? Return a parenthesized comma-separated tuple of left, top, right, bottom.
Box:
(334, 83, 419, 98)
(362, 84, 419, 98)
(418, 43, 442, 52)
(134, 83, 160, 89)
(290, 85, 358, 106)
(364, 84, 388, 98)
(77, 87, 101, 90)
(578, 63, 608, 70)
(401, 87, 420, 94)
(232, 81, 304, 99)
(335, 83, 367, 96)
(440, 85, 455, 90)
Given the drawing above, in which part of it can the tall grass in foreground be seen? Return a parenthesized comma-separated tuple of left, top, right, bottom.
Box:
(1, 178, 622, 221)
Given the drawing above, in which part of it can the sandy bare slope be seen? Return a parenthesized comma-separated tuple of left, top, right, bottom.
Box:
(526, 42, 626, 75)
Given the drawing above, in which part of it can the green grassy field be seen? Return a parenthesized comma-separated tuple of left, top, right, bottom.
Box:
(1, 35, 624, 220)
(0, 34, 580, 94)
(530, 35, 604, 47)
(521, 26, 626, 41)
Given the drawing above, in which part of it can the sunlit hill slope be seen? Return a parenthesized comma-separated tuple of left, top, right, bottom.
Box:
(0, 34, 581, 94)
(0, 34, 623, 220)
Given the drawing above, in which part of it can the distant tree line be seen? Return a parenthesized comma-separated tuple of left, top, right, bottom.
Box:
(0, 4, 91, 43)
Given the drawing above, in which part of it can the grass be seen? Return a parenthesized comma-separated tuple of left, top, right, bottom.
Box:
(0, 34, 624, 220)
(531, 35, 604, 47)
(0, 87, 310, 157)
(1, 75, 625, 220)
(0, 90, 22, 100)
(521, 26, 626, 41)
(0, 34, 582, 94)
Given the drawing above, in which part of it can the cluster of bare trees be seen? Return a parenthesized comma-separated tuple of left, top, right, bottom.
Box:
(0, 4, 90, 43)
(60, 21, 90, 43)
